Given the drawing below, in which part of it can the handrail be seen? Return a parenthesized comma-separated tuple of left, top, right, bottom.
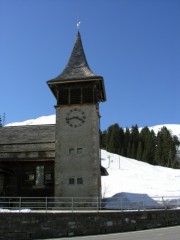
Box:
(0, 196, 180, 212)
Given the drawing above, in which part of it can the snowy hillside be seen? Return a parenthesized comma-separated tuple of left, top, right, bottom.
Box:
(140, 124, 180, 142)
(5, 115, 56, 126)
(101, 149, 180, 198)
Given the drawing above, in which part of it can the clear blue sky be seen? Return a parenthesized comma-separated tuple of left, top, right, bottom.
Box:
(0, 0, 179, 130)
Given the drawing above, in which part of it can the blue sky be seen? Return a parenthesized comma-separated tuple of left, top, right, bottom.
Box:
(0, 0, 179, 130)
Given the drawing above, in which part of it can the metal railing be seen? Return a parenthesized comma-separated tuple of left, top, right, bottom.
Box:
(0, 196, 180, 212)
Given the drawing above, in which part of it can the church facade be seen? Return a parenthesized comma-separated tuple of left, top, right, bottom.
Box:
(0, 31, 106, 198)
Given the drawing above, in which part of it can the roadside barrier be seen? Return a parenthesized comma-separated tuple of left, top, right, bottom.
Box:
(0, 195, 180, 212)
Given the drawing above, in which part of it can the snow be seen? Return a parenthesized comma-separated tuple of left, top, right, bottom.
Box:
(0, 208, 31, 213)
(5, 115, 56, 126)
(101, 149, 180, 197)
(4, 115, 180, 209)
(140, 124, 180, 140)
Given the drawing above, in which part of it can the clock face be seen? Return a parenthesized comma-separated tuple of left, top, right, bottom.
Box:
(66, 108, 86, 128)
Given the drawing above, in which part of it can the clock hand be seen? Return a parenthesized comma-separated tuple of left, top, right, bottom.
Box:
(66, 116, 81, 120)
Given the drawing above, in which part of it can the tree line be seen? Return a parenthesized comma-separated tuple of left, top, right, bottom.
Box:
(0, 113, 6, 127)
(101, 124, 180, 168)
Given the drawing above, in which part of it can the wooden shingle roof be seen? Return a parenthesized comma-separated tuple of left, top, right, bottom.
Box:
(0, 125, 55, 160)
(0, 125, 55, 144)
(47, 31, 106, 101)
(48, 31, 98, 82)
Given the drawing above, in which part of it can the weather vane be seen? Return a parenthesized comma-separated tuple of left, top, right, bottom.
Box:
(77, 20, 81, 30)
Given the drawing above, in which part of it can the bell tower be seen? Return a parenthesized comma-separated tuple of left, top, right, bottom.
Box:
(47, 31, 106, 198)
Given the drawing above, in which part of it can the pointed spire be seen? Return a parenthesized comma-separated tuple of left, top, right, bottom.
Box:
(53, 31, 97, 81)
(47, 31, 106, 102)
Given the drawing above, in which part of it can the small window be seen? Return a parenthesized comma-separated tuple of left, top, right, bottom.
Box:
(36, 166, 44, 187)
(77, 148, 83, 154)
(69, 178, 75, 185)
(25, 173, 35, 181)
(69, 148, 75, 154)
(28, 174, 35, 181)
(45, 173, 52, 181)
(77, 178, 83, 184)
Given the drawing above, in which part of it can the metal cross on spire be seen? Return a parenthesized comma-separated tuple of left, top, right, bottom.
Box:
(76, 20, 81, 30)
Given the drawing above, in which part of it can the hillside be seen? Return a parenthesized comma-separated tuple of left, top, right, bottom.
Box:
(101, 149, 180, 198)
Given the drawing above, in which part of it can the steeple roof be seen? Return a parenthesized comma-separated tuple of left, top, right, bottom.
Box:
(47, 31, 106, 102)
(51, 31, 98, 82)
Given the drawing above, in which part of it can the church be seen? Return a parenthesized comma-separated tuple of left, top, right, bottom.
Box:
(0, 31, 107, 198)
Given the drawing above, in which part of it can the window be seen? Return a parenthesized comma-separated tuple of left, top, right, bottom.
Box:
(25, 172, 35, 181)
(77, 148, 83, 154)
(0, 174, 4, 192)
(35, 166, 44, 187)
(45, 173, 52, 181)
(69, 178, 75, 185)
(69, 147, 83, 155)
(69, 148, 75, 154)
(28, 173, 35, 181)
(77, 178, 83, 184)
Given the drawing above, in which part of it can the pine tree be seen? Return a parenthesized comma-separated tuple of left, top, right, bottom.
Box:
(105, 123, 125, 154)
(106, 124, 119, 153)
(100, 130, 107, 149)
(130, 124, 139, 159)
(122, 128, 131, 157)
(150, 130, 156, 164)
(118, 126, 125, 154)
(127, 141, 132, 158)
(172, 135, 180, 168)
(139, 127, 156, 164)
(136, 139, 143, 160)
(155, 127, 179, 167)
(0, 116, 2, 127)
(0, 113, 6, 127)
(101, 122, 179, 168)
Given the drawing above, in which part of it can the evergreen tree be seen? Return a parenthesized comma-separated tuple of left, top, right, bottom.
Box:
(127, 140, 132, 158)
(104, 123, 125, 154)
(122, 128, 131, 157)
(150, 130, 156, 164)
(138, 127, 156, 164)
(100, 130, 107, 149)
(155, 127, 179, 167)
(106, 124, 120, 154)
(136, 139, 143, 160)
(101, 122, 179, 169)
(0, 113, 6, 127)
(131, 142, 136, 159)
(130, 124, 139, 159)
(170, 135, 180, 168)
(118, 126, 125, 154)
(0, 116, 2, 127)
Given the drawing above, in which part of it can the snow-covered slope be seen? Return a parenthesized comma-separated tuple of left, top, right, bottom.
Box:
(141, 124, 180, 141)
(101, 149, 180, 198)
(5, 115, 56, 126)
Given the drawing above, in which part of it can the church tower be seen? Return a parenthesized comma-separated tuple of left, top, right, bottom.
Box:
(47, 31, 106, 199)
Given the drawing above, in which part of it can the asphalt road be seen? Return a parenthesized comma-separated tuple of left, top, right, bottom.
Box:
(41, 226, 180, 240)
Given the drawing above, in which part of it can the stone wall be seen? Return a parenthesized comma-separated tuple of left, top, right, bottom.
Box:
(0, 210, 180, 239)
